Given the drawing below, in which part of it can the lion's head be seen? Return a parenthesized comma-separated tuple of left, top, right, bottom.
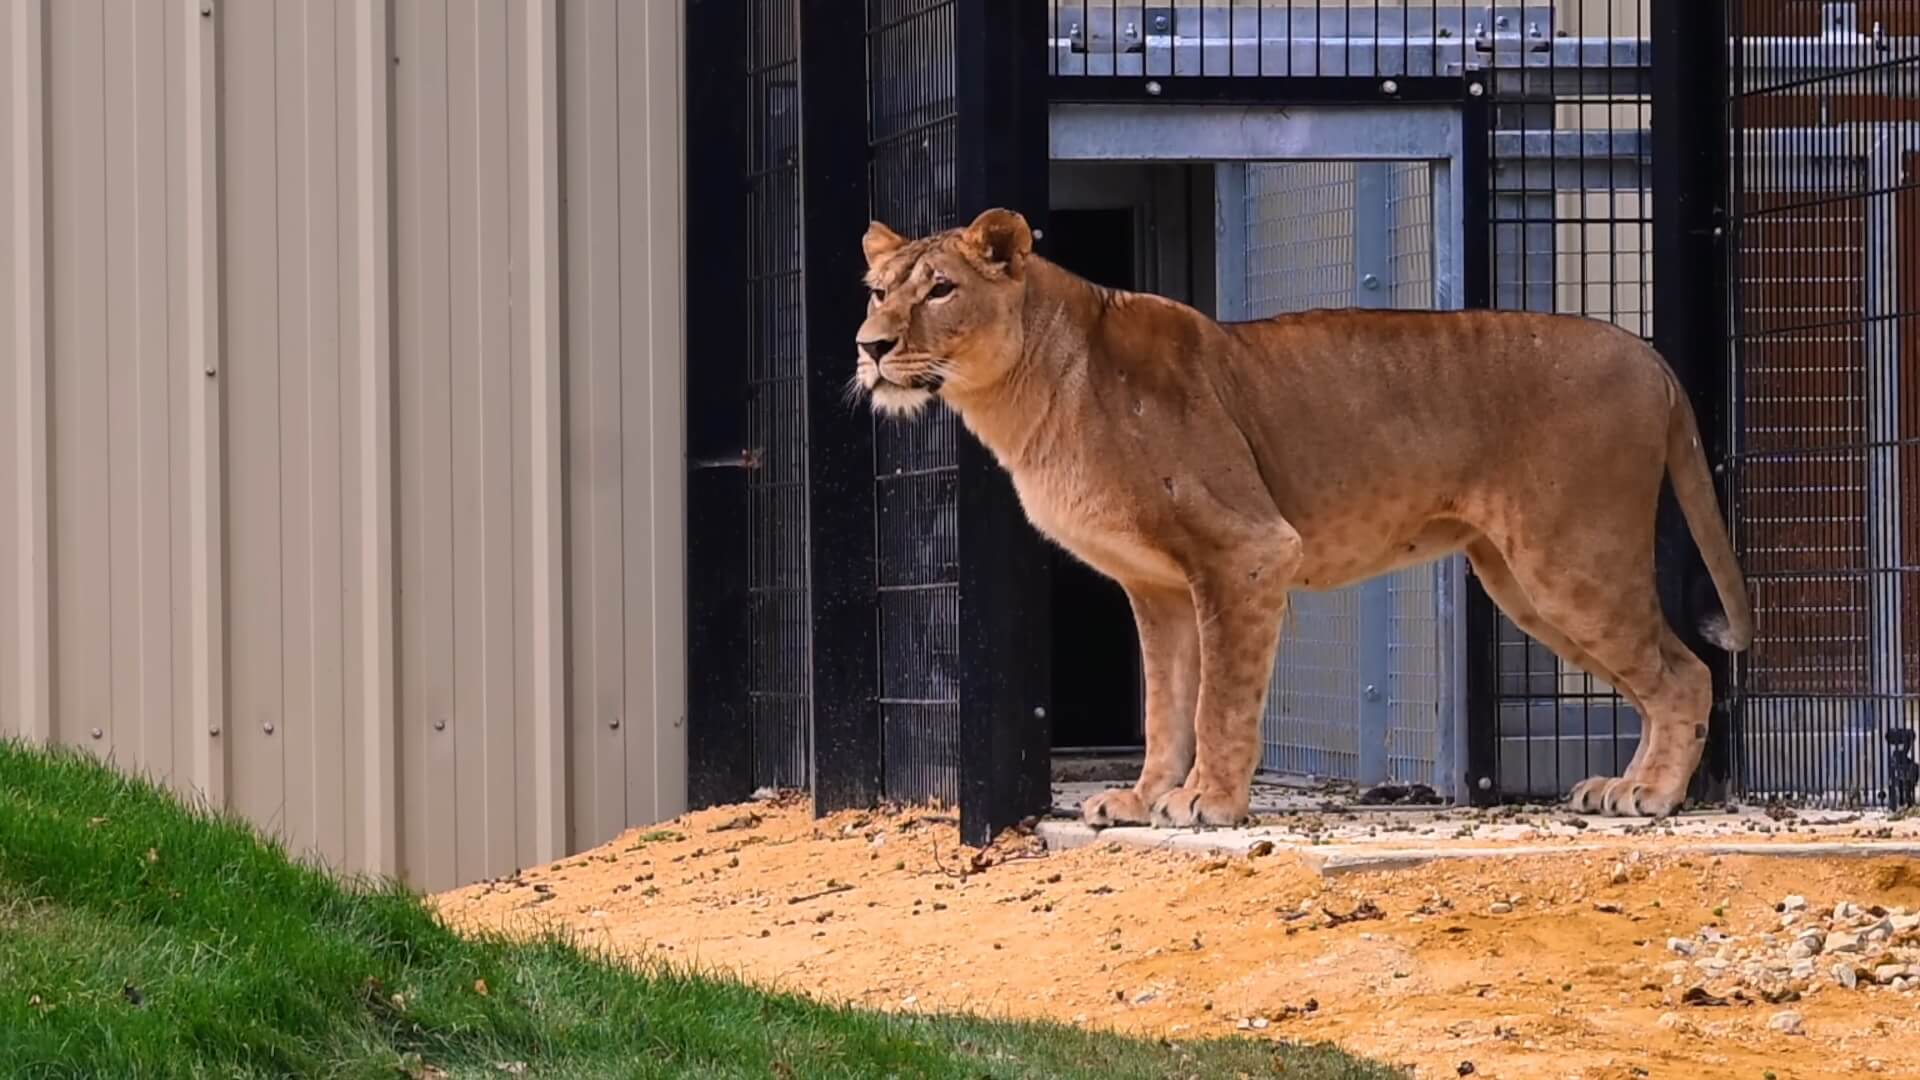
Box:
(852, 208, 1034, 418)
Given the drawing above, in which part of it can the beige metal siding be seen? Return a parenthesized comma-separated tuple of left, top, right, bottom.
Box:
(1, 0, 686, 894)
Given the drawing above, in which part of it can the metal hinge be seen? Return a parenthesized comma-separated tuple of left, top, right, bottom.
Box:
(690, 447, 763, 471)
(1472, 11, 1551, 55)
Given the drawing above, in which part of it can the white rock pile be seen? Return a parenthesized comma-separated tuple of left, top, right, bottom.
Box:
(1666, 895, 1920, 1000)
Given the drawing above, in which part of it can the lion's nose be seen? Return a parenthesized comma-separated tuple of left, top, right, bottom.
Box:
(859, 337, 895, 362)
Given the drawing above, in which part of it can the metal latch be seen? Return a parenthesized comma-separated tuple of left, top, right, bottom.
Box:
(690, 448, 763, 471)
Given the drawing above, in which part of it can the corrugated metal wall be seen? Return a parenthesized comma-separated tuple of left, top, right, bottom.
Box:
(0, 0, 685, 893)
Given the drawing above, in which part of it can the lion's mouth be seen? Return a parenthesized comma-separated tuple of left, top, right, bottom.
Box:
(874, 354, 946, 394)
(877, 372, 943, 394)
(853, 354, 947, 413)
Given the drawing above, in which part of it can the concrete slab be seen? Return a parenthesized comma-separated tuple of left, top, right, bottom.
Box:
(1038, 781, 1920, 877)
(1053, 777, 1377, 819)
(1304, 841, 1920, 875)
(1036, 819, 1920, 875)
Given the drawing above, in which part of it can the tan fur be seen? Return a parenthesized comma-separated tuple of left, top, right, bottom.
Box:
(854, 209, 1754, 825)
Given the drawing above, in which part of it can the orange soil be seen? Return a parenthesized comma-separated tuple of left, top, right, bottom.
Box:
(432, 798, 1920, 1080)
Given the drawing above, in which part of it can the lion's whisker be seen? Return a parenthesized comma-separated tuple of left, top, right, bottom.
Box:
(840, 373, 868, 408)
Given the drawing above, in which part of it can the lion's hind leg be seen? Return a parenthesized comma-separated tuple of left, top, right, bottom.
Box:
(1465, 537, 1645, 735)
(1471, 536, 1710, 819)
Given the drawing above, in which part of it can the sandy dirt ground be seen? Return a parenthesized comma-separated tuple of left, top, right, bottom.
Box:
(433, 796, 1920, 1080)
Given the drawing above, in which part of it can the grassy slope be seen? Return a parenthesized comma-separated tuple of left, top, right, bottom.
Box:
(0, 740, 1401, 1079)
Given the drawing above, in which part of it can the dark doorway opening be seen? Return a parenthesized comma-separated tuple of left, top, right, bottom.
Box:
(1042, 207, 1145, 750)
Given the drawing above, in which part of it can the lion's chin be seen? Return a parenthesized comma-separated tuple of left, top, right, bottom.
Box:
(869, 382, 937, 420)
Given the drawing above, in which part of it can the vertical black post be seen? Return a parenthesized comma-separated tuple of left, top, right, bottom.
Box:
(1461, 91, 1502, 806)
(1651, 0, 1734, 801)
(684, 0, 756, 808)
(953, 0, 1053, 846)
(799, 0, 882, 814)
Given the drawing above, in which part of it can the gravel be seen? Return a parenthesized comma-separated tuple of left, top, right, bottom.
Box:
(1769, 1010, 1806, 1036)
(1675, 897, 1920, 1004)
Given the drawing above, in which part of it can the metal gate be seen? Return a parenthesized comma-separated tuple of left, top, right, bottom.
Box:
(1219, 160, 1460, 793)
(1727, 2, 1920, 807)
(1044, 1, 1652, 804)
(1049, 93, 1473, 798)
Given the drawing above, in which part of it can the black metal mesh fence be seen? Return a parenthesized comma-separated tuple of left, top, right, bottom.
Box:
(1481, 3, 1652, 801)
(867, 0, 964, 806)
(746, 0, 810, 790)
(1727, 0, 1920, 808)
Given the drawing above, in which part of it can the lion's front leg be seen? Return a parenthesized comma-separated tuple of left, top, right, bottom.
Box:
(1151, 529, 1299, 829)
(1082, 582, 1199, 827)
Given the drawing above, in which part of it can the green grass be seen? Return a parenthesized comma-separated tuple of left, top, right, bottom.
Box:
(0, 739, 1403, 1080)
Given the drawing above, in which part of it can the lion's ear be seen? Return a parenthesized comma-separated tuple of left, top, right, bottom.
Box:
(862, 220, 907, 265)
(964, 208, 1032, 275)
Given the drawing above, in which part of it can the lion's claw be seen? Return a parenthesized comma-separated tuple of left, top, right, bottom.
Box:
(1568, 775, 1683, 818)
(1149, 786, 1250, 828)
(1081, 788, 1153, 828)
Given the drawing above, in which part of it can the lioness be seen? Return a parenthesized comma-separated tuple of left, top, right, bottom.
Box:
(852, 207, 1752, 825)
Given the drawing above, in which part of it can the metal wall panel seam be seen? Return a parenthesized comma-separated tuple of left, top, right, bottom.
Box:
(352, 0, 399, 877)
(524, 0, 568, 862)
(649, 0, 688, 821)
(572, 0, 624, 851)
(182, 0, 227, 807)
(9, 0, 52, 746)
(127, 0, 176, 791)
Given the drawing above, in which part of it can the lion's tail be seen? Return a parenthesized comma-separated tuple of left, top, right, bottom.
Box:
(1665, 380, 1753, 652)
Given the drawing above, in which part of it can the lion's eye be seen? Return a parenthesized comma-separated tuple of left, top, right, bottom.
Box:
(926, 280, 956, 300)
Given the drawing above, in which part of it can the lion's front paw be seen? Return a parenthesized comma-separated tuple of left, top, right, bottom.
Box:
(1081, 788, 1153, 828)
(1149, 786, 1250, 828)
(1568, 775, 1684, 818)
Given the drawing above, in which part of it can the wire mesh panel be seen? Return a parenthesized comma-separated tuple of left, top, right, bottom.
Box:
(1264, 587, 1366, 779)
(1247, 162, 1358, 311)
(746, 0, 810, 790)
(1388, 160, 1436, 308)
(1244, 162, 1362, 780)
(1236, 160, 1451, 788)
(1384, 162, 1448, 784)
(867, 0, 963, 806)
(1483, 0, 1652, 800)
(1728, 2, 1920, 807)
(1388, 558, 1446, 782)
